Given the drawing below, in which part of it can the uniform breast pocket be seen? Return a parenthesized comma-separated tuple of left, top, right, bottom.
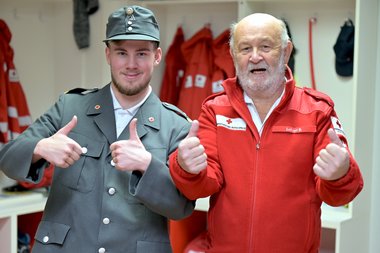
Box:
(271, 125, 316, 153)
(57, 132, 105, 193)
(272, 125, 316, 135)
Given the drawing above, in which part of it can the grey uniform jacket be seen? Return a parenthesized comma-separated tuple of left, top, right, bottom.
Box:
(0, 84, 194, 253)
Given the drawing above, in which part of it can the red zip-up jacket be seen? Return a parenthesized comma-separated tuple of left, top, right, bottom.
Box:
(177, 26, 213, 120)
(170, 68, 363, 252)
(159, 26, 186, 105)
(211, 29, 235, 94)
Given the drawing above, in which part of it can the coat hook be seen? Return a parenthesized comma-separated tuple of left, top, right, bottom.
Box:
(309, 17, 317, 24)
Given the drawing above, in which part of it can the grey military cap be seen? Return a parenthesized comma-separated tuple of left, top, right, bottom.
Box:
(103, 5, 160, 43)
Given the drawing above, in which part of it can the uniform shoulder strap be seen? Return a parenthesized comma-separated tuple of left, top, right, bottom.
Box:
(65, 87, 99, 95)
(162, 102, 192, 122)
(303, 87, 334, 107)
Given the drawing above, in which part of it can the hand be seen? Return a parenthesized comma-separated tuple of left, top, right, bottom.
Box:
(177, 120, 207, 174)
(313, 128, 350, 180)
(110, 118, 152, 173)
(33, 115, 83, 168)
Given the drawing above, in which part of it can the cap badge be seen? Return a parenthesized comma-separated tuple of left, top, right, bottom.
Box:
(126, 7, 136, 32)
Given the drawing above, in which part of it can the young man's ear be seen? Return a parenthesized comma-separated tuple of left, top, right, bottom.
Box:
(154, 47, 162, 65)
(105, 46, 111, 65)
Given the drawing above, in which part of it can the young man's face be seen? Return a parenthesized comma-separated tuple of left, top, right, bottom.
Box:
(106, 40, 162, 97)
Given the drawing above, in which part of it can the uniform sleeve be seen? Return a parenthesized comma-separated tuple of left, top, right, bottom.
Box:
(169, 102, 224, 200)
(0, 95, 65, 182)
(314, 110, 364, 206)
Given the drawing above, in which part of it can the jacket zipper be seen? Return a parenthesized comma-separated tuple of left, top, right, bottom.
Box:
(248, 139, 261, 251)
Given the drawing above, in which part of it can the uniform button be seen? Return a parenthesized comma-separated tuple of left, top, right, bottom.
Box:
(43, 236, 49, 243)
(108, 187, 116, 195)
(81, 147, 88, 154)
(103, 217, 110, 224)
(111, 160, 116, 166)
(126, 7, 133, 15)
(98, 248, 106, 253)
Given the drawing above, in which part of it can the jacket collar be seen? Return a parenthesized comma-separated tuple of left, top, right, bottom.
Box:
(221, 66, 296, 136)
(86, 83, 161, 144)
(119, 91, 161, 141)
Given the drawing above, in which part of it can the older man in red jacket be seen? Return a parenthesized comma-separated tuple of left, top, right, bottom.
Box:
(169, 13, 363, 253)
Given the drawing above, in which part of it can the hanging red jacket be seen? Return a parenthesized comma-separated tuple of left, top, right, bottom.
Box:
(0, 19, 32, 146)
(177, 26, 214, 119)
(159, 26, 186, 105)
(211, 29, 235, 94)
(0, 21, 10, 146)
(0, 20, 52, 189)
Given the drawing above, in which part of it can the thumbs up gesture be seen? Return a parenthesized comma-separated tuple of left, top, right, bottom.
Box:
(313, 128, 350, 180)
(110, 118, 152, 173)
(33, 115, 83, 168)
(177, 120, 207, 174)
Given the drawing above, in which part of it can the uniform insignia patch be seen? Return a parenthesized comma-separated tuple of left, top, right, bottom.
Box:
(331, 116, 346, 137)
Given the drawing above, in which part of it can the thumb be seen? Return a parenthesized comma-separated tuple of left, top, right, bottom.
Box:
(57, 115, 77, 136)
(128, 118, 141, 142)
(186, 120, 199, 139)
(328, 128, 343, 147)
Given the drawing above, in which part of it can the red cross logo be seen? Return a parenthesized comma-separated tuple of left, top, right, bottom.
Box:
(226, 118, 232, 124)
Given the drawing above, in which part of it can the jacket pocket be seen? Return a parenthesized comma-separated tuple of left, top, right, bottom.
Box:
(58, 132, 105, 192)
(35, 220, 70, 245)
(304, 202, 321, 252)
(137, 240, 172, 253)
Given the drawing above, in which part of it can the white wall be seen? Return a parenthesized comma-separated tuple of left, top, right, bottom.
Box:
(0, 0, 112, 119)
(0, 0, 56, 119)
(369, 2, 380, 251)
(261, 1, 356, 144)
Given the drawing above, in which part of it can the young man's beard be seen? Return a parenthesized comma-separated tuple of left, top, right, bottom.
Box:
(111, 75, 150, 96)
(236, 52, 286, 95)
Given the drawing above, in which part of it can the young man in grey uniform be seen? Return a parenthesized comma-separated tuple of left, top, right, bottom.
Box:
(0, 5, 194, 253)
